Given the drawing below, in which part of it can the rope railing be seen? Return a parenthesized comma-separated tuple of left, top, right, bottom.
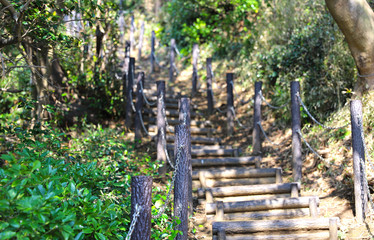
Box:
(151, 52, 167, 69)
(129, 89, 136, 112)
(257, 122, 285, 146)
(137, 111, 152, 137)
(139, 81, 156, 106)
(160, 128, 174, 169)
(359, 120, 374, 173)
(358, 119, 374, 213)
(229, 107, 251, 129)
(259, 90, 288, 109)
(152, 145, 183, 219)
(125, 204, 142, 240)
(359, 158, 374, 212)
(296, 93, 349, 130)
(172, 62, 179, 75)
(297, 129, 340, 168)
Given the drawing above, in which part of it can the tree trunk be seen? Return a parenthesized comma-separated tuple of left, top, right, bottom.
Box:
(325, 0, 374, 95)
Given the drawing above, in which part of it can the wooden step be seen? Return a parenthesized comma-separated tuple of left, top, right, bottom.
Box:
(144, 108, 198, 118)
(147, 96, 180, 103)
(169, 148, 241, 158)
(212, 232, 330, 240)
(167, 135, 221, 145)
(197, 194, 293, 205)
(193, 177, 276, 189)
(192, 156, 261, 168)
(167, 144, 233, 150)
(205, 196, 319, 214)
(197, 182, 300, 198)
(212, 217, 339, 239)
(147, 101, 199, 110)
(196, 167, 281, 180)
(191, 148, 241, 158)
(206, 208, 310, 222)
(149, 125, 216, 136)
(192, 168, 282, 188)
(146, 117, 213, 127)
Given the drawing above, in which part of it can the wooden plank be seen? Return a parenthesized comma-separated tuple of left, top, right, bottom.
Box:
(191, 148, 241, 157)
(196, 167, 279, 179)
(205, 196, 319, 214)
(206, 208, 310, 221)
(167, 135, 221, 145)
(192, 157, 260, 167)
(168, 144, 232, 150)
(212, 232, 330, 240)
(198, 194, 292, 205)
(197, 183, 300, 198)
(149, 125, 216, 135)
(193, 177, 276, 188)
(146, 117, 213, 127)
(212, 217, 339, 234)
(144, 108, 198, 118)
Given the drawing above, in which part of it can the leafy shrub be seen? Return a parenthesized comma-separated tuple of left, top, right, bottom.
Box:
(0, 123, 175, 239)
(161, 0, 260, 55)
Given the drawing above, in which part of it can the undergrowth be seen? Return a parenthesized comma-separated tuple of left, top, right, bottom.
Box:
(0, 109, 179, 239)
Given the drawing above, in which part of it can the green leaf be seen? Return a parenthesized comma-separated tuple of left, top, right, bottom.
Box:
(32, 160, 41, 172)
(74, 232, 84, 240)
(0, 231, 16, 240)
(69, 182, 76, 194)
(95, 232, 106, 240)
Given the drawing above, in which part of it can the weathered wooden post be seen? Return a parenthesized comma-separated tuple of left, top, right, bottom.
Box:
(150, 31, 156, 73)
(252, 81, 262, 155)
(206, 58, 214, 115)
(291, 81, 302, 182)
(130, 175, 152, 240)
(350, 100, 368, 222)
(192, 43, 199, 95)
(135, 72, 145, 142)
(138, 21, 145, 60)
(157, 81, 167, 175)
(122, 41, 131, 104)
(227, 73, 234, 136)
(174, 124, 191, 240)
(179, 98, 192, 215)
(130, 15, 135, 50)
(126, 57, 136, 129)
(169, 39, 176, 82)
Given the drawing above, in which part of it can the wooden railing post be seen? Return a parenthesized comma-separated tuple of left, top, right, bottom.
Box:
(135, 72, 145, 142)
(350, 100, 368, 222)
(206, 58, 214, 115)
(130, 15, 135, 50)
(252, 81, 262, 155)
(192, 43, 199, 95)
(122, 40, 131, 102)
(179, 98, 192, 215)
(138, 21, 145, 60)
(157, 81, 167, 175)
(227, 73, 234, 136)
(169, 39, 176, 82)
(126, 57, 136, 129)
(291, 81, 302, 182)
(131, 175, 152, 240)
(150, 31, 156, 73)
(174, 124, 191, 240)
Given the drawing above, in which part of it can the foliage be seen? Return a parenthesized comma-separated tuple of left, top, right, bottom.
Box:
(236, 0, 355, 123)
(161, 0, 260, 55)
(0, 120, 176, 239)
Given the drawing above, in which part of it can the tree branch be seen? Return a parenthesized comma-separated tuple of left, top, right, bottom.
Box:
(0, 88, 23, 93)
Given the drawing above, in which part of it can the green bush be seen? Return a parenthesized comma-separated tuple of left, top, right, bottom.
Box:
(0, 123, 176, 239)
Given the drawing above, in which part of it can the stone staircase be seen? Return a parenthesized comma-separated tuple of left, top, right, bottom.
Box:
(140, 79, 339, 240)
